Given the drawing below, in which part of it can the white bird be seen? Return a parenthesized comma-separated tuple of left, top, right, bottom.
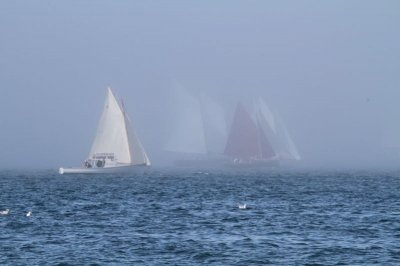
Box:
(238, 204, 247, 210)
(26, 211, 32, 217)
(0, 209, 10, 215)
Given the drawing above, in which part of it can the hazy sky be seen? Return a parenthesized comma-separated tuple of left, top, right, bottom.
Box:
(1, 1, 399, 169)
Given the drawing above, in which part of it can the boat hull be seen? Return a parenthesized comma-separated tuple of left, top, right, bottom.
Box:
(59, 164, 149, 175)
(225, 158, 280, 168)
(173, 158, 230, 169)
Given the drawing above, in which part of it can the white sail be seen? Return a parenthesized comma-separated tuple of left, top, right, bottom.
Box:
(124, 111, 151, 165)
(254, 97, 277, 134)
(254, 98, 280, 156)
(254, 97, 300, 161)
(275, 113, 301, 160)
(59, 87, 150, 174)
(89, 87, 150, 165)
(165, 86, 207, 154)
(89, 88, 131, 163)
(200, 93, 227, 154)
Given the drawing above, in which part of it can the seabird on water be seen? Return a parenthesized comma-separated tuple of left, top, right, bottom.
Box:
(0, 209, 10, 215)
(238, 204, 247, 210)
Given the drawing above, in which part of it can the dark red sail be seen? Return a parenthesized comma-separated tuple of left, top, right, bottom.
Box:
(224, 103, 261, 159)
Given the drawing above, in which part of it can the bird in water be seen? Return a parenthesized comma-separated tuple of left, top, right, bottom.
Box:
(0, 209, 10, 215)
(238, 204, 247, 210)
(26, 211, 32, 217)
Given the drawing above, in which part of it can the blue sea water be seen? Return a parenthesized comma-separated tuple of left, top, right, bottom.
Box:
(1, 169, 400, 265)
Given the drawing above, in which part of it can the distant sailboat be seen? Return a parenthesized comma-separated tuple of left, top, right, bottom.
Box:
(59, 87, 151, 174)
(165, 86, 207, 155)
(165, 86, 228, 166)
(200, 93, 228, 155)
(224, 103, 278, 166)
(224, 99, 300, 166)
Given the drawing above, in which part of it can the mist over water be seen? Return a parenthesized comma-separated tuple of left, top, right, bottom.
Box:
(1, 3, 400, 265)
(0, 1, 399, 170)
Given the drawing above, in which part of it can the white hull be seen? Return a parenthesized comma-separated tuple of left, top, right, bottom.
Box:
(59, 164, 148, 175)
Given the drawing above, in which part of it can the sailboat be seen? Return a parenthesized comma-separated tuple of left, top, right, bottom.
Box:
(59, 87, 151, 174)
(224, 99, 300, 166)
(224, 102, 279, 166)
(165, 86, 228, 167)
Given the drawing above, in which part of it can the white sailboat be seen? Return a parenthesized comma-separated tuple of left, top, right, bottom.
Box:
(200, 93, 228, 155)
(165, 86, 207, 155)
(59, 87, 151, 174)
(165, 86, 228, 166)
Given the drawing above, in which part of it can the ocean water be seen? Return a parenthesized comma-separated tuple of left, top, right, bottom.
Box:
(0, 169, 400, 265)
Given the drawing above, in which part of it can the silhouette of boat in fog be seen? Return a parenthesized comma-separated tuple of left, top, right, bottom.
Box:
(165, 86, 228, 168)
(224, 98, 300, 167)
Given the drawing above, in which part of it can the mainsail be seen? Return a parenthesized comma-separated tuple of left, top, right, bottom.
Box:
(200, 93, 227, 154)
(165, 86, 227, 155)
(224, 98, 300, 163)
(224, 103, 275, 159)
(89, 88, 150, 165)
(165, 86, 207, 154)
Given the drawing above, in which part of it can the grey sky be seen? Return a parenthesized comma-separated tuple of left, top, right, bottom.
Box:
(0, 1, 399, 169)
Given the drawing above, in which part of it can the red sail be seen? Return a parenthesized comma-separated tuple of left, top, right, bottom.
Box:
(224, 103, 261, 159)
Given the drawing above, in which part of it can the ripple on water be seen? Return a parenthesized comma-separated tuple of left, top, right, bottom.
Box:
(0, 170, 399, 264)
